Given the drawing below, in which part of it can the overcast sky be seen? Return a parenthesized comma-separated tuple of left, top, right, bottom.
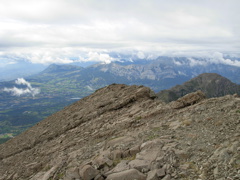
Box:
(0, 0, 239, 64)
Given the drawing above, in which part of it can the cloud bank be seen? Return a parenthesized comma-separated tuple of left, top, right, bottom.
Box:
(0, 0, 239, 64)
(3, 78, 40, 97)
(171, 52, 240, 67)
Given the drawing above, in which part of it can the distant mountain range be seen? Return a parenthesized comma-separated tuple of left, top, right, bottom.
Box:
(88, 56, 240, 90)
(0, 56, 240, 143)
(0, 61, 46, 82)
(0, 60, 96, 82)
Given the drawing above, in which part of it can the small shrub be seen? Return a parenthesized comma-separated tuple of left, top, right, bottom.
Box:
(135, 116, 142, 120)
(56, 172, 64, 179)
(113, 154, 136, 167)
(124, 154, 136, 161)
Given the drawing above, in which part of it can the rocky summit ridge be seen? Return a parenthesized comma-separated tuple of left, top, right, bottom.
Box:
(0, 84, 240, 180)
(157, 73, 240, 103)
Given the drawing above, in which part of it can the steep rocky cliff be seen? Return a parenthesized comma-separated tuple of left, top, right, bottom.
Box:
(0, 84, 239, 180)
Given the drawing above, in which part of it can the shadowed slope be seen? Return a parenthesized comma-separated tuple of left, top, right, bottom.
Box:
(157, 73, 240, 103)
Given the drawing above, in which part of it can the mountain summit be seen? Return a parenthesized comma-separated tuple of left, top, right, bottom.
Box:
(157, 73, 240, 103)
(0, 84, 239, 179)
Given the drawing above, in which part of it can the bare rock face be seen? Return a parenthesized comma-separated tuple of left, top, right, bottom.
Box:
(79, 165, 99, 180)
(0, 84, 240, 180)
(170, 90, 206, 109)
(105, 169, 146, 180)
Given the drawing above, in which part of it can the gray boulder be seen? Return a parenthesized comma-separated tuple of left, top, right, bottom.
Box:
(106, 169, 146, 180)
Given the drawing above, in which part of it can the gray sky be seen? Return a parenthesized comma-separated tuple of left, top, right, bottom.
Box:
(0, 0, 239, 64)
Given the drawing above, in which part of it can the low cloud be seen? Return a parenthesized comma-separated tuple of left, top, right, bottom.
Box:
(187, 58, 208, 67)
(173, 61, 182, 66)
(86, 52, 115, 64)
(136, 51, 145, 59)
(179, 52, 240, 67)
(211, 52, 240, 67)
(3, 78, 40, 97)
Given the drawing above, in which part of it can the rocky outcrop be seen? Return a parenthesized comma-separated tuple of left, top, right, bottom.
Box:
(63, 136, 188, 180)
(170, 90, 206, 109)
(0, 84, 240, 180)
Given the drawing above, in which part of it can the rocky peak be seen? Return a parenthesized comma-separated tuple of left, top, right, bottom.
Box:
(0, 84, 240, 180)
(157, 73, 240, 102)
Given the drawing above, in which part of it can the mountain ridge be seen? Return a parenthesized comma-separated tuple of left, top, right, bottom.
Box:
(157, 73, 240, 102)
(40, 64, 83, 74)
(0, 84, 240, 179)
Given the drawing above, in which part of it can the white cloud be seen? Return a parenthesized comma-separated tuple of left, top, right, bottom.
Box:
(182, 52, 240, 67)
(3, 78, 40, 97)
(211, 52, 240, 67)
(173, 60, 183, 66)
(136, 51, 145, 59)
(15, 78, 32, 87)
(188, 58, 208, 67)
(3, 87, 31, 96)
(0, 0, 239, 64)
(86, 52, 114, 64)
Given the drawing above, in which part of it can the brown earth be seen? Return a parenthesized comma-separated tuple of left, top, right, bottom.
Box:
(0, 84, 239, 180)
